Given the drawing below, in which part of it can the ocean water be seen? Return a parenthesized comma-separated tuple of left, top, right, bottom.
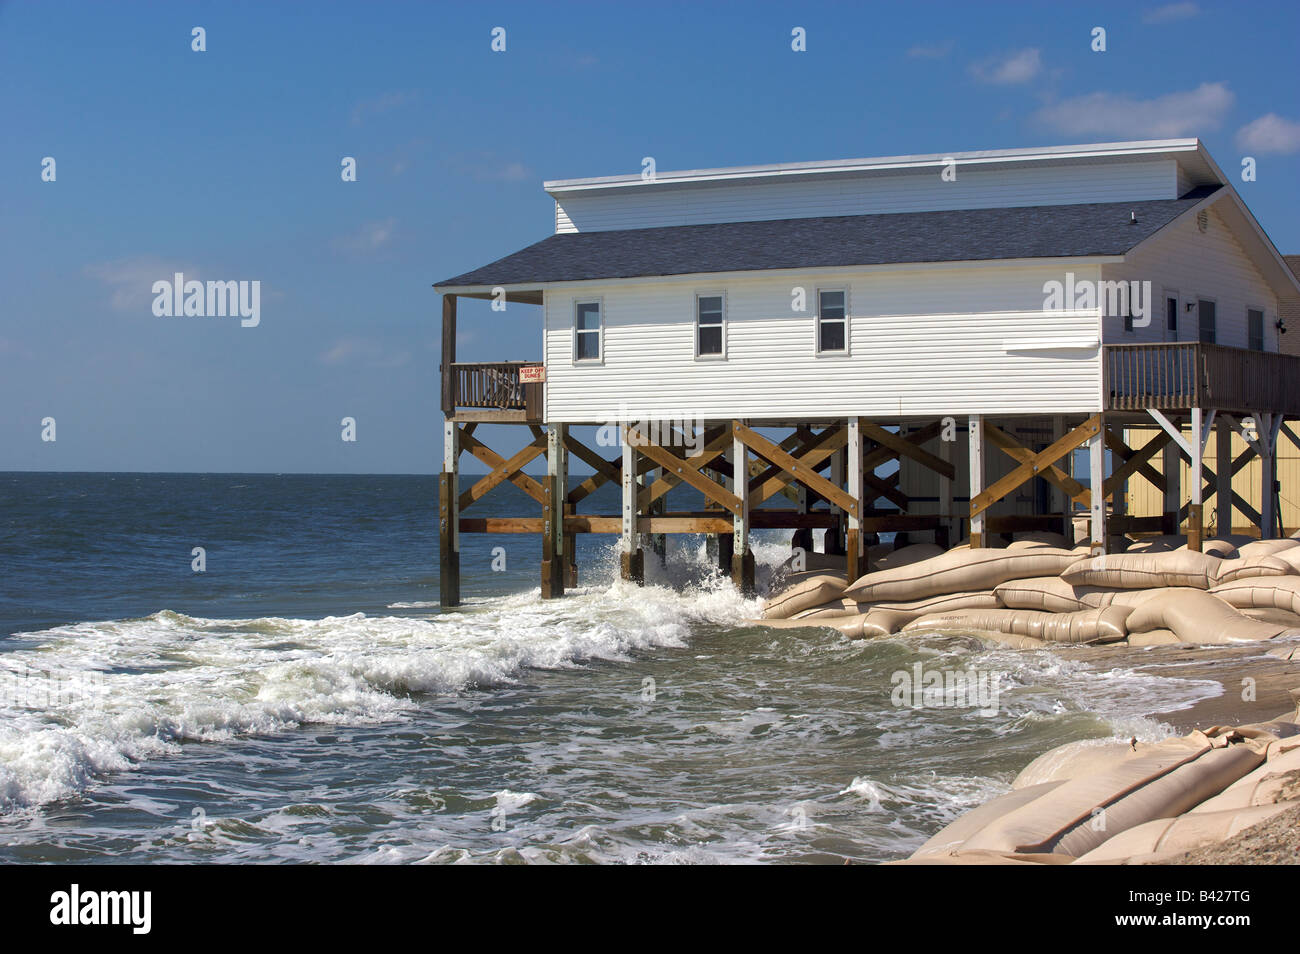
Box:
(0, 473, 1221, 864)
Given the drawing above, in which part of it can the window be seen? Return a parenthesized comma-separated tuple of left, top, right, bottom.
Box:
(1198, 299, 1216, 344)
(1166, 296, 1178, 340)
(1248, 309, 1265, 351)
(817, 289, 847, 353)
(575, 300, 601, 361)
(696, 294, 724, 357)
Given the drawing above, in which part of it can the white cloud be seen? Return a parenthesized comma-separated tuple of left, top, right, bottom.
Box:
(84, 257, 203, 312)
(350, 90, 417, 126)
(907, 40, 953, 59)
(1142, 2, 1199, 24)
(333, 218, 397, 253)
(1236, 113, 1300, 155)
(971, 48, 1042, 85)
(1034, 82, 1234, 137)
(445, 152, 533, 183)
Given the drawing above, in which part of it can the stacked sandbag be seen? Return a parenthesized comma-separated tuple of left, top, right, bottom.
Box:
(1125, 535, 1244, 558)
(1214, 555, 1293, 585)
(1127, 628, 1182, 647)
(911, 731, 1265, 859)
(791, 597, 863, 620)
(845, 547, 1080, 604)
(1235, 538, 1300, 560)
(761, 573, 845, 619)
(1013, 739, 1146, 789)
(1061, 551, 1224, 590)
(1072, 802, 1296, 864)
(1190, 743, 1300, 813)
(871, 590, 1001, 616)
(871, 542, 945, 571)
(1009, 531, 1073, 550)
(1126, 589, 1297, 644)
(1211, 576, 1300, 616)
(994, 576, 1097, 612)
(902, 606, 1131, 645)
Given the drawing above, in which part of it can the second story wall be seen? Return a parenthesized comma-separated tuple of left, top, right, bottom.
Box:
(554, 159, 1180, 233)
(541, 263, 1104, 424)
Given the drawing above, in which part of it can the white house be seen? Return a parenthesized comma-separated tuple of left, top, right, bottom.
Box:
(435, 140, 1300, 602)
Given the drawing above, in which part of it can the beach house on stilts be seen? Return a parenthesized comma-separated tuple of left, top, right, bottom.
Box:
(434, 139, 1300, 605)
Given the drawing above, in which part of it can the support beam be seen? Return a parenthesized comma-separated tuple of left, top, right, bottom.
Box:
(1216, 416, 1231, 536)
(439, 420, 460, 607)
(846, 418, 863, 583)
(968, 415, 985, 547)
(620, 425, 643, 583)
(541, 423, 565, 599)
(1089, 418, 1106, 553)
(1163, 433, 1182, 536)
(1259, 412, 1280, 539)
(732, 424, 754, 595)
(971, 416, 1101, 518)
(1188, 408, 1205, 551)
(440, 295, 456, 414)
(940, 420, 955, 547)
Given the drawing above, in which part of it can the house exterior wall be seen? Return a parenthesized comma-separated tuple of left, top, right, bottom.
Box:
(541, 262, 1104, 423)
(1099, 202, 1280, 350)
(554, 159, 1180, 233)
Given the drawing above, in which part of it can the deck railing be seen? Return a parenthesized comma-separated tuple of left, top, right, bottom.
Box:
(443, 361, 543, 419)
(1104, 342, 1300, 416)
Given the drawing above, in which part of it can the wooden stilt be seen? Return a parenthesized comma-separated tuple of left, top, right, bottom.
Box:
(968, 415, 985, 548)
(439, 420, 461, 607)
(541, 423, 565, 598)
(1260, 413, 1280, 539)
(1216, 416, 1231, 536)
(846, 417, 863, 583)
(1163, 433, 1181, 536)
(620, 424, 644, 583)
(1089, 417, 1106, 554)
(1188, 408, 1205, 552)
(732, 422, 754, 595)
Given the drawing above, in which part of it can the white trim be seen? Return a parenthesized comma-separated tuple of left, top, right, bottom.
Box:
(694, 289, 727, 360)
(815, 286, 850, 357)
(572, 297, 604, 365)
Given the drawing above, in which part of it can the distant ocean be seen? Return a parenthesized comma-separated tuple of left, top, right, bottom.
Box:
(0, 473, 1220, 863)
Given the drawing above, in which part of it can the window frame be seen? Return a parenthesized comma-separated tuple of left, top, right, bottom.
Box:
(693, 290, 727, 360)
(572, 298, 604, 365)
(1246, 305, 1266, 352)
(815, 286, 851, 357)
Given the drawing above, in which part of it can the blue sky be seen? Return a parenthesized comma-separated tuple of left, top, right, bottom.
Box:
(3, 0, 1298, 473)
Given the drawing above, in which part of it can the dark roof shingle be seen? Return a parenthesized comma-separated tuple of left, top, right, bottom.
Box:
(436, 186, 1220, 288)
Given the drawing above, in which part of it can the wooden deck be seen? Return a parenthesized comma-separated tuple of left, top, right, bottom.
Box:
(1104, 343, 1300, 416)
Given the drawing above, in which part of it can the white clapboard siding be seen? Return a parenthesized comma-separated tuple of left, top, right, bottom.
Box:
(553, 160, 1178, 233)
(1100, 203, 1280, 350)
(542, 264, 1103, 422)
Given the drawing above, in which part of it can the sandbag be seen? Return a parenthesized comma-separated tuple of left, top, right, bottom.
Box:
(912, 781, 1068, 857)
(1061, 551, 1223, 590)
(893, 849, 1073, 865)
(1126, 535, 1241, 558)
(1127, 590, 1292, 644)
(792, 597, 863, 620)
(1104, 586, 1205, 609)
(1073, 802, 1295, 864)
(1013, 739, 1144, 789)
(845, 547, 1079, 603)
(1210, 576, 1300, 616)
(860, 608, 917, 638)
(762, 573, 846, 619)
(1191, 744, 1300, 812)
(872, 543, 944, 571)
(958, 737, 1264, 857)
(902, 606, 1130, 645)
(995, 576, 1096, 612)
(1010, 531, 1073, 549)
(1272, 547, 1300, 574)
(1127, 628, 1182, 647)
(871, 590, 1001, 615)
(1240, 606, 1300, 627)
(1213, 555, 1292, 585)
(1236, 539, 1300, 559)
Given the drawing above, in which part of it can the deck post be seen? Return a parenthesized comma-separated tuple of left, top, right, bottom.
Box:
(649, 464, 667, 563)
(1088, 417, 1107, 553)
(541, 423, 566, 598)
(1052, 415, 1069, 540)
(439, 419, 460, 607)
(939, 421, 954, 550)
(968, 415, 985, 547)
(620, 424, 644, 583)
(825, 445, 846, 555)
(846, 418, 863, 582)
(440, 295, 457, 414)
(717, 456, 735, 571)
(1188, 408, 1205, 551)
(732, 422, 754, 595)
(1215, 416, 1232, 536)
(1260, 413, 1279, 539)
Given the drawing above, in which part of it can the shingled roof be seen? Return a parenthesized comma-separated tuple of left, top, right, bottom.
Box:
(435, 185, 1221, 288)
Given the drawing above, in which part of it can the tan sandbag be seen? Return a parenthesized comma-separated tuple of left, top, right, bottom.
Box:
(892, 849, 1073, 865)
(1210, 576, 1300, 616)
(860, 608, 917, 638)
(872, 543, 945, 571)
(762, 573, 846, 619)
(960, 737, 1264, 857)
(1013, 739, 1141, 789)
(1213, 555, 1292, 585)
(1127, 628, 1182, 647)
(912, 781, 1067, 857)
(1104, 586, 1205, 609)
(1272, 547, 1300, 574)
(1073, 802, 1295, 864)
(995, 576, 1095, 612)
(902, 606, 1130, 645)
(1061, 551, 1223, 590)
(792, 597, 862, 620)
(1240, 606, 1300, 627)
(1127, 589, 1292, 644)
(845, 547, 1079, 603)
(1191, 745, 1300, 812)
(1010, 530, 1073, 549)
(1236, 539, 1300, 559)
(744, 616, 836, 630)
(871, 590, 1001, 615)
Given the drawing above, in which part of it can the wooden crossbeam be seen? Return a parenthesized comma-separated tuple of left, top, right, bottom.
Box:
(459, 429, 547, 510)
(864, 470, 908, 510)
(629, 427, 743, 516)
(1281, 422, 1300, 454)
(859, 421, 956, 480)
(983, 422, 1091, 508)
(1182, 446, 1260, 527)
(751, 427, 847, 505)
(971, 415, 1101, 518)
(748, 426, 826, 494)
(734, 422, 859, 519)
(563, 433, 621, 505)
(862, 420, 944, 472)
(639, 426, 732, 510)
(1103, 427, 1171, 497)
